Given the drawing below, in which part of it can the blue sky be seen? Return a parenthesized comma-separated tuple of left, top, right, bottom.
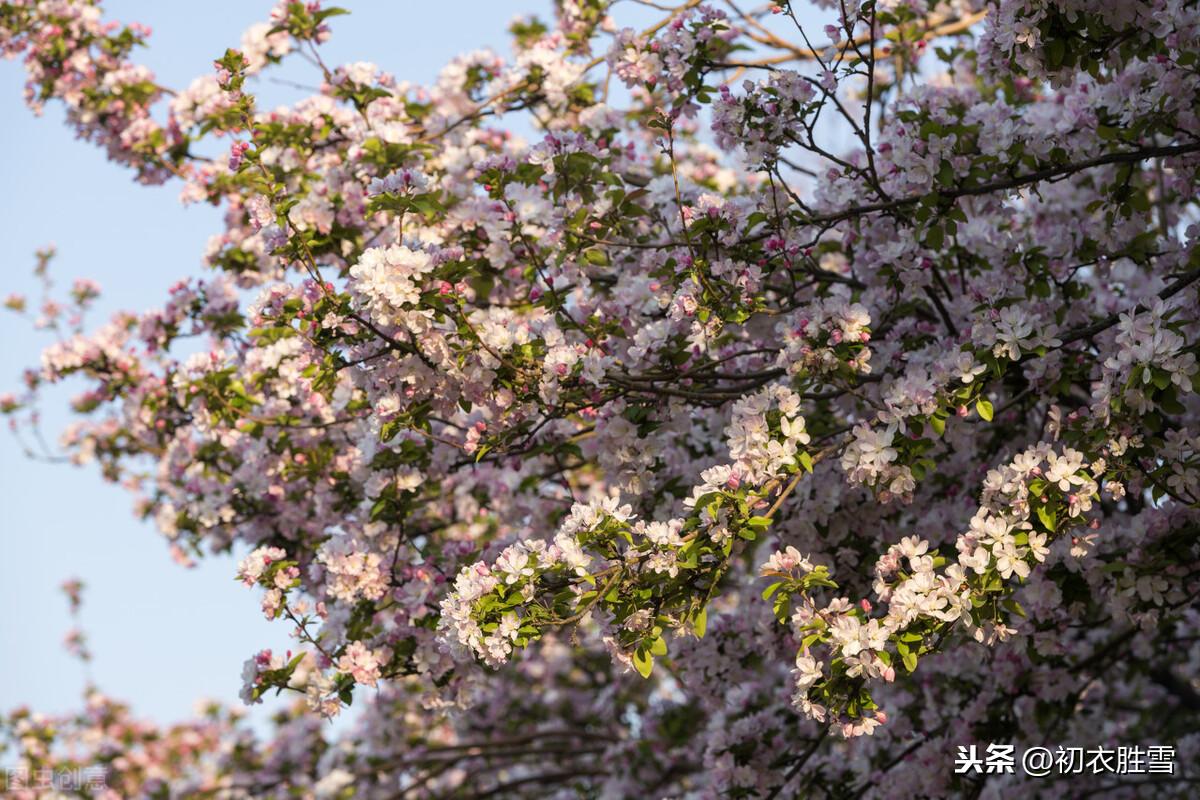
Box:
(0, 0, 568, 728)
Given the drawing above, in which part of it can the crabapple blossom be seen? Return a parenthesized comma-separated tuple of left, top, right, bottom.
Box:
(3, 0, 1200, 796)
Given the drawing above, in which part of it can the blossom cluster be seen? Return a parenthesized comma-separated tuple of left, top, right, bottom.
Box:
(765, 443, 1102, 736)
(442, 384, 814, 677)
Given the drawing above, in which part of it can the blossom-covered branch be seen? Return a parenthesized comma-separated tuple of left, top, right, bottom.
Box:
(3, 0, 1200, 796)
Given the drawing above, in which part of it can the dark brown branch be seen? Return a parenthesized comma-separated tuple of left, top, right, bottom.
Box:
(805, 141, 1200, 227)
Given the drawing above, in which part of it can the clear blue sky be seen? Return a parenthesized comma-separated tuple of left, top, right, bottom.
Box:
(0, 0, 569, 727)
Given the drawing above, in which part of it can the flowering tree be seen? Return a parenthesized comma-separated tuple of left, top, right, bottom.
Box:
(2, 0, 1200, 796)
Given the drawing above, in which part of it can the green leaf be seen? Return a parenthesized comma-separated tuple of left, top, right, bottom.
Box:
(924, 225, 944, 250)
(649, 636, 667, 657)
(930, 415, 946, 436)
(937, 160, 955, 187)
(632, 647, 654, 678)
(799, 451, 814, 473)
(773, 593, 791, 623)
(976, 398, 994, 422)
(694, 607, 708, 638)
(1003, 598, 1027, 618)
(746, 515, 772, 531)
(677, 547, 699, 569)
(1046, 38, 1067, 69)
(1036, 504, 1057, 532)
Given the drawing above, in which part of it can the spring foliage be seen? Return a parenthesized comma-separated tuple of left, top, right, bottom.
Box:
(2, 0, 1200, 797)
